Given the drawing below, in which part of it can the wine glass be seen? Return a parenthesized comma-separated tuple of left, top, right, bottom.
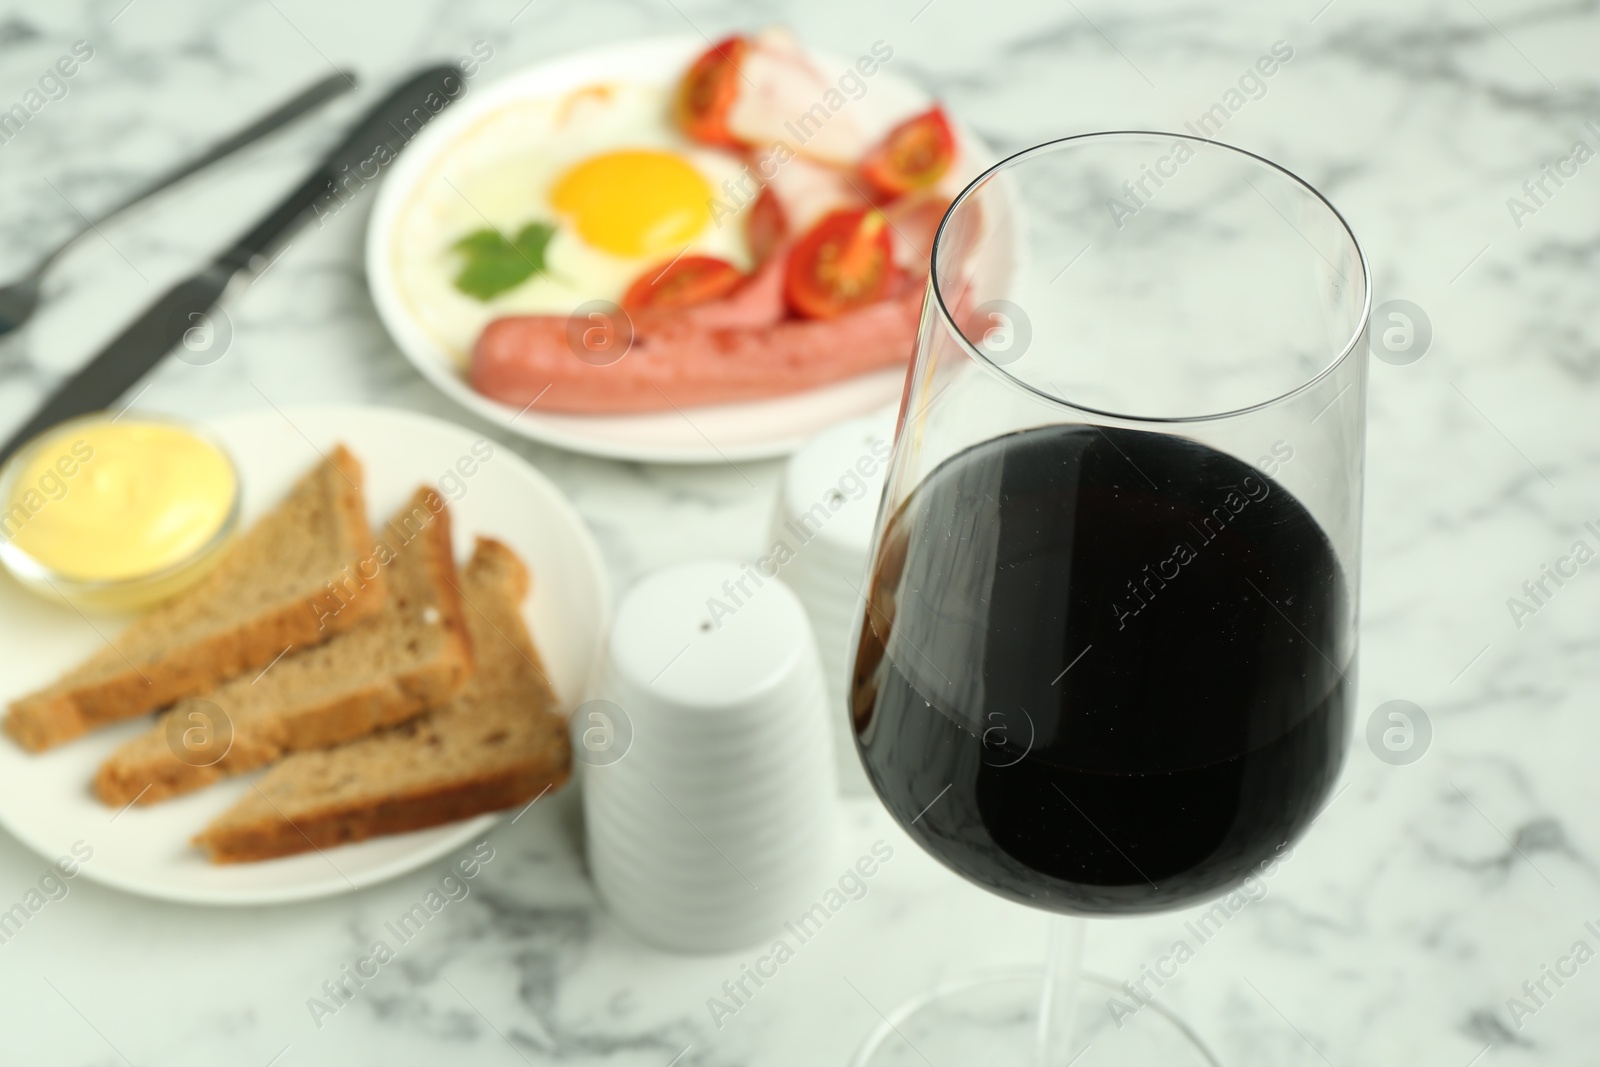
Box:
(848, 132, 1370, 1064)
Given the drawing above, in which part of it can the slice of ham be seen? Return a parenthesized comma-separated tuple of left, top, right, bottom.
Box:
(759, 155, 869, 233)
(658, 241, 789, 332)
(726, 28, 869, 167)
(883, 193, 951, 271)
(471, 281, 923, 415)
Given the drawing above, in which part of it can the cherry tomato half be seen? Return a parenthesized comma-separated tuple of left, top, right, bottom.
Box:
(860, 106, 957, 199)
(674, 36, 749, 147)
(784, 207, 897, 320)
(747, 186, 788, 264)
(622, 255, 745, 313)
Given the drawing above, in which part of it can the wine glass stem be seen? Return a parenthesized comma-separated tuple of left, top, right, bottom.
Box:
(1034, 914, 1086, 1065)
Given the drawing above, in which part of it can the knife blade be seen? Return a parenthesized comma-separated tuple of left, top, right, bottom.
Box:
(0, 63, 466, 465)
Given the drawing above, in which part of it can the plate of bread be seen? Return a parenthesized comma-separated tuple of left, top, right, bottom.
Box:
(0, 404, 608, 904)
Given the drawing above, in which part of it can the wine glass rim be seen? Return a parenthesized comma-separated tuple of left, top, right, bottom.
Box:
(929, 130, 1374, 425)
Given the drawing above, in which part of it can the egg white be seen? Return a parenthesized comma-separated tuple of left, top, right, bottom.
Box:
(393, 82, 755, 366)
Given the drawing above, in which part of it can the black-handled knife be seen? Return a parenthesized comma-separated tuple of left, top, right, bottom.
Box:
(0, 64, 465, 466)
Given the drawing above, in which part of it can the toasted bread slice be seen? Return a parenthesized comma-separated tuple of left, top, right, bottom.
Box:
(195, 537, 570, 863)
(6, 446, 384, 752)
(93, 488, 472, 805)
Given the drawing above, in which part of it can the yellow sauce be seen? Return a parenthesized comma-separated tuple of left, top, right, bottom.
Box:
(3, 420, 236, 594)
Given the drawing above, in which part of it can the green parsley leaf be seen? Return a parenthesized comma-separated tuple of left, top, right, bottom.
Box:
(451, 222, 556, 301)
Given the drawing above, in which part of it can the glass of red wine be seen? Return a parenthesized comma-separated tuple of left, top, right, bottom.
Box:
(849, 132, 1370, 1064)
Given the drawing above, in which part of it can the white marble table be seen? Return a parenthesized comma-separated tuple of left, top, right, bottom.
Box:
(1, 0, 1597, 1063)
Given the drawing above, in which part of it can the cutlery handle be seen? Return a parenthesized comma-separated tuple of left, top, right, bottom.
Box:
(216, 64, 465, 275)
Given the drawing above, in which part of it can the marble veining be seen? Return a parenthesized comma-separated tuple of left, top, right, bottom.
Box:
(0, 0, 1596, 1062)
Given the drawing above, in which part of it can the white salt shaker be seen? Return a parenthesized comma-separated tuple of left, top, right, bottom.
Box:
(583, 561, 838, 954)
(770, 410, 897, 794)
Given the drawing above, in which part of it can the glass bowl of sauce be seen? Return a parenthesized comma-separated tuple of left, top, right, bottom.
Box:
(0, 414, 240, 612)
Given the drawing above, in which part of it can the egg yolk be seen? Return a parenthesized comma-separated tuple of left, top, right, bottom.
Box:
(550, 149, 713, 259)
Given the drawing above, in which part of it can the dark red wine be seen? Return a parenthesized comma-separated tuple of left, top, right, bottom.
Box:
(852, 425, 1350, 915)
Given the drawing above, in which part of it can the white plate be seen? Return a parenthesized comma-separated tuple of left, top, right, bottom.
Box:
(366, 34, 989, 464)
(0, 404, 610, 906)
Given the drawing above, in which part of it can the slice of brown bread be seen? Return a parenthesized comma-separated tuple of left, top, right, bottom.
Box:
(93, 487, 472, 805)
(6, 445, 384, 752)
(194, 536, 570, 864)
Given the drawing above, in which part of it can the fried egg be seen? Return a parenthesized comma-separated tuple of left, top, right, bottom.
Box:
(393, 82, 754, 364)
